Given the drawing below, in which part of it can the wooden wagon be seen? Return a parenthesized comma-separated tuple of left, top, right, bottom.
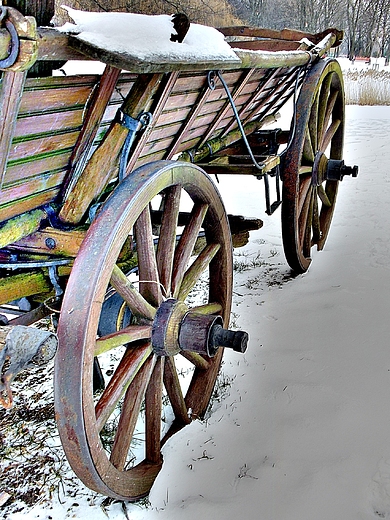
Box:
(0, 2, 357, 501)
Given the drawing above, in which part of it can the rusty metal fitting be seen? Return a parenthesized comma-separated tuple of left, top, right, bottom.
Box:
(0, 7, 38, 72)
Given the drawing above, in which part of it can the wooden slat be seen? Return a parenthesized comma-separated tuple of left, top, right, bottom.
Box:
(0, 71, 27, 189)
(8, 131, 79, 162)
(198, 69, 255, 147)
(0, 188, 60, 223)
(13, 109, 85, 138)
(0, 170, 66, 205)
(19, 85, 94, 114)
(4, 153, 70, 185)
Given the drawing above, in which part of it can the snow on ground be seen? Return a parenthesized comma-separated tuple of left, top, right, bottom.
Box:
(3, 106, 390, 519)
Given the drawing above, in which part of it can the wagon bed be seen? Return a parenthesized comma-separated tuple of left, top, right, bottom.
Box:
(0, 4, 357, 502)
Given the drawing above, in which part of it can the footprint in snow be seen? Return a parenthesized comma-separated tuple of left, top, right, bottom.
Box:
(368, 458, 390, 518)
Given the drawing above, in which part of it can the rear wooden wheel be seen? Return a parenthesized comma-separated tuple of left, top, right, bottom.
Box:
(281, 59, 345, 273)
(54, 161, 232, 500)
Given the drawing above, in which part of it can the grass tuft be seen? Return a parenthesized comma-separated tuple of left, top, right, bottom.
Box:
(344, 68, 390, 105)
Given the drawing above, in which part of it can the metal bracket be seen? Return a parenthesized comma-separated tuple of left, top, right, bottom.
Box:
(118, 110, 153, 181)
(263, 165, 282, 215)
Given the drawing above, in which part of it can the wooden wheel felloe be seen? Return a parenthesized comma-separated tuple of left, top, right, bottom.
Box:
(54, 161, 237, 501)
(281, 59, 345, 273)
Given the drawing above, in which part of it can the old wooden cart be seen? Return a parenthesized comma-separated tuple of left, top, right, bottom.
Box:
(0, 4, 357, 501)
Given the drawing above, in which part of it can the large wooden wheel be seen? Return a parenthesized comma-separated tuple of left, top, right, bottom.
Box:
(54, 161, 236, 500)
(281, 59, 345, 273)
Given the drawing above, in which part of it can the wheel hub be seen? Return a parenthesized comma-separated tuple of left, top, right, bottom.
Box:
(152, 299, 248, 357)
(312, 151, 328, 186)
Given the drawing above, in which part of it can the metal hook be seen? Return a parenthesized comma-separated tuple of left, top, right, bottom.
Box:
(0, 7, 20, 69)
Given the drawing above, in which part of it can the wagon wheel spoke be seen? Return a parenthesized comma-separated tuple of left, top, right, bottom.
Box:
(110, 355, 156, 469)
(319, 89, 338, 146)
(163, 356, 192, 425)
(317, 73, 333, 140)
(110, 265, 156, 321)
(282, 60, 345, 272)
(320, 118, 341, 153)
(180, 351, 210, 370)
(135, 206, 162, 306)
(177, 243, 220, 301)
(145, 357, 164, 463)
(95, 341, 153, 432)
(171, 202, 209, 297)
(303, 126, 315, 163)
(298, 184, 313, 250)
(308, 91, 319, 154)
(156, 185, 181, 297)
(297, 173, 312, 216)
(95, 325, 152, 356)
(312, 190, 321, 244)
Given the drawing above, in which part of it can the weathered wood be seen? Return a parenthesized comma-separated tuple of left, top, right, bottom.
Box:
(126, 72, 179, 173)
(178, 112, 278, 164)
(0, 271, 51, 305)
(0, 208, 46, 249)
(110, 265, 156, 321)
(172, 203, 208, 298)
(231, 40, 302, 52)
(4, 0, 57, 75)
(145, 357, 164, 463)
(219, 26, 343, 47)
(9, 227, 86, 257)
(59, 73, 163, 224)
(0, 188, 59, 223)
(94, 343, 153, 432)
(0, 6, 38, 68)
(0, 71, 27, 188)
(36, 28, 89, 61)
(235, 33, 337, 68)
(199, 69, 255, 148)
(60, 65, 121, 201)
(135, 206, 161, 307)
(110, 356, 155, 469)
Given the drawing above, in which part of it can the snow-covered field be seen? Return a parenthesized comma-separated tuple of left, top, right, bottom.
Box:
(2, 103, 390, 519)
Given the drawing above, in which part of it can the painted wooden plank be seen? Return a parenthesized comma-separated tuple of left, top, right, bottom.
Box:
(8, 130, 79, 162)
(4, 154, 70, 185)
(0, 71, 28, 189)
(0, 188, 60, 222)
(19, 85, 94, 114)
(13, 109, 85, 138)
(0, 170, 66, 205)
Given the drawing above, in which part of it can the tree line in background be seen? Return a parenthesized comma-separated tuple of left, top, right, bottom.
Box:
(230, 0, 390, 59)
(54, 0, 390, 59)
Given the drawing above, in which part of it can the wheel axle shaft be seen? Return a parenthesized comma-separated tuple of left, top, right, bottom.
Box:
(326, 159, 358, 181)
